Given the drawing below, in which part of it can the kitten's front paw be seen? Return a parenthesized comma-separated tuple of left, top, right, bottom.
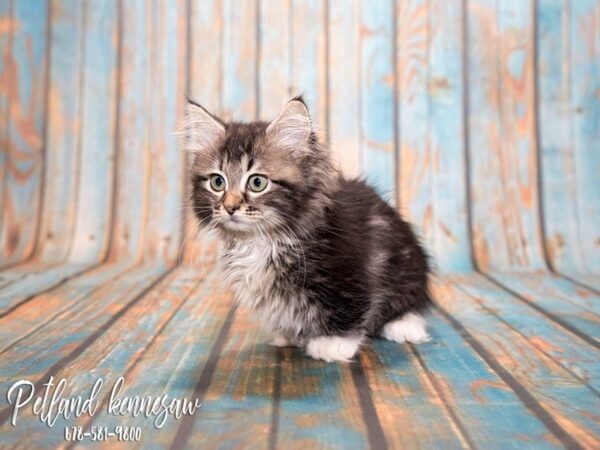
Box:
(305, 335, 363, 362)
(269, 334, 303, 347)
(381, 313, 431, 344)
(270, 334, 291, 347)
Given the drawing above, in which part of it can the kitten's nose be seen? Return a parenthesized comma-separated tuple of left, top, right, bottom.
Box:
(224, 204, 240, 215)
(223, 192, 242, 215)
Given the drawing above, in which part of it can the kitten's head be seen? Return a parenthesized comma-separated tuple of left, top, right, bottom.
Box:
(183, 97, 336, 238)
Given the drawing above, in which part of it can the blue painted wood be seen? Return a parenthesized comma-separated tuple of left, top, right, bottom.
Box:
(390, 313, 564, 449)
(0, 260, 64, 290)
(185, 0, 223, 266)
(179, 307, 279, 447)
(70, 0, 118, 263)
(0, 261, 133, 353)
(37, 0, 83, 262)
(68, 273, 233, 448)
(0, 0, 10, 249)
(398, 0, 432, 248)
(488, 273, 600, 340)
(0, 261, 90, 314)
(290, 0, 327, 134)
(0, 1, 598, 448)
(0, 264, 167, 400)
(328, 0, 361, 176)
(143, 0, 186, 264)
(275, 354, 372, 449)
(0, 266, 197, 448)
(112, 0, 151, 262)
(258, 0, 291, 119)
(428, 0, 472, 273)
(467, 0, 545, 271)
(0, 0, 117, 308)
(360, 0, 395, 203)
(569, 0, 600, 279)
(222, 0, 257, 121)
(189, 0, 222, 112)
(450, 273, 600, 390)
(0, 0, 48, 266)
(537, 0, 600, 289)
(435, 277, 600, 447)
(359, 345, 467, 449)
(537, 0, 583, 278)
(397, 0, 473, 273)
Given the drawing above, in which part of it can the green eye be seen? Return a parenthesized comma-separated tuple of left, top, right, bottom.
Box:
(247, 175, 268, 192)
(209, 174, 226, 191)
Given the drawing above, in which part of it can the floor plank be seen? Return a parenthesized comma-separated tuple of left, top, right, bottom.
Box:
(0, 262, 99, 314)
(2, 269, 599, 448)
(73, 275, 235, 449)
(488, 272, 600, 343)
(561, 274, 600, 294)
(0, 261, 66, 290)
(0, 261, 135, 354)
(449, 273, 600, 391)
(0, 264, 170, 410)
(434, 275, 600, 449)
(274, 346, 370, 449)
(0, 266, 201, 447)
(365, 311, 564, 449)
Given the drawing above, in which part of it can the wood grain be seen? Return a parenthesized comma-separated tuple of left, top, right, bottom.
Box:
(110, 0, 152, 262)
(328, 0, 361, 176)
(258, 0, 291, 119)
(0, 265, 193, 447)
(0, 2, 598, 448)
(0, 0, 9, 243)
(290, 0, 328, 137)
(428, 0, 472, 273)
(184, 0, 223, 266)
(467, 0, 545, 271)
(537, 0, 600, 289)
(434, 277, 600, 448)
(360, 0, 395, 203)
(70, 0, 118, 264)
(222, 0, 257, 121)
(0, 0, 48, 267)
(36, 0, 84, 263)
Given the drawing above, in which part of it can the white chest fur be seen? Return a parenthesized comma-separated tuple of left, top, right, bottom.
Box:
(220, 238, 317, 337)
(221, 238, 278, 310)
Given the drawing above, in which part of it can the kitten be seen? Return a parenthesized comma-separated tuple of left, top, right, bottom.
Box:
(184, 97, 433, 362)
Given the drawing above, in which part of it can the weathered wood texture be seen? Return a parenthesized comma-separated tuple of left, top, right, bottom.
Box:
(0, 0, 599, 448)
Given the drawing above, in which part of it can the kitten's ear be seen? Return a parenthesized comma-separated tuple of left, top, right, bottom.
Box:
(266, 97, 312, 153)
(182, 100, 226, 152)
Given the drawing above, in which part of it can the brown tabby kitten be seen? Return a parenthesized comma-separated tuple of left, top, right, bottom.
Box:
(184, 97, 432, 362)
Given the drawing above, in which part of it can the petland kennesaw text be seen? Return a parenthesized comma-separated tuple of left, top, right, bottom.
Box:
(6, 376, 202, 429)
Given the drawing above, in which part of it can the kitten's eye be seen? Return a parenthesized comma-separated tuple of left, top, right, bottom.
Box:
(209, 174, 226, 191)
(247, 175, 268, 193)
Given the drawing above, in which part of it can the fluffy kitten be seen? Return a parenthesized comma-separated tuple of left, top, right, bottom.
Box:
(184, 97, 432, 362)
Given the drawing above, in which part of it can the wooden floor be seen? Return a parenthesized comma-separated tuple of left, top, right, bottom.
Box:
(0, 263, 598, 449)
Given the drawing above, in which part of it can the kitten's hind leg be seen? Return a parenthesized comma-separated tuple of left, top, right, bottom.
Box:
(305, 335, 364, 362)
(381, 312, 431, 344)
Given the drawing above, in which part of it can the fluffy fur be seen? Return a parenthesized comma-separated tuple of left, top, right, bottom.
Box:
(184, 97, 433, 362)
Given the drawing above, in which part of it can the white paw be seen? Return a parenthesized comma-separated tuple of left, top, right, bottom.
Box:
(305, 335, 363, 362)
(269, 334, 303, 347)
(269, 334, 291, 347)
(381, 313, 431, 344)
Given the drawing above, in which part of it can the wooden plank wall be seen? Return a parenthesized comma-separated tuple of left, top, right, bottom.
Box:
(0, 1, 598, 283)
(1, 2, 599, 448)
